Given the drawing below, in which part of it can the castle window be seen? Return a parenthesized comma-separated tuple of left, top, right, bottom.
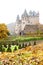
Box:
(23, 22, 25, 24)
(25, 17, 26, 20)
(28, 21, 30, 23)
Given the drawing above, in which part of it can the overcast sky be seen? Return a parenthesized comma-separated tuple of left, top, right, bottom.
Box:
(0, 0, 43, 24)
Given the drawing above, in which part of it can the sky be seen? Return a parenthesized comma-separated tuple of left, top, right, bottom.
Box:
(0, 0, 43, 24)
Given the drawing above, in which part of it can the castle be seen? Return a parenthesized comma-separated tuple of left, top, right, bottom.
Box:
(15, 9, 40, 35)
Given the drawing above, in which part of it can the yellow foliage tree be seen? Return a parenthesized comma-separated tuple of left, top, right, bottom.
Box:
(0, 23, 10, 38)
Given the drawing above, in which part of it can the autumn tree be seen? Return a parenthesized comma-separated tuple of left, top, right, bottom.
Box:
(0, 23, 10, 38)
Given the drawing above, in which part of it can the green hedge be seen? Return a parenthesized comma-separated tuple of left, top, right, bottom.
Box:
(16, 37, 43, 42)
(0, 37, 43, 44)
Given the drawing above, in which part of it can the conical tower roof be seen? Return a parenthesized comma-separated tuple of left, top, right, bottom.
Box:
(21, 9, 28, 18)
(29, 10, 33, 16)
(16, 15, 20, 21)
(36, 12, 39, 16)
(16, 15, 21, 24)
(32, 11, 36, 16)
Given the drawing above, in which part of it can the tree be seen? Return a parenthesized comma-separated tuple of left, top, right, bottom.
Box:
(0, 23, 10, 39)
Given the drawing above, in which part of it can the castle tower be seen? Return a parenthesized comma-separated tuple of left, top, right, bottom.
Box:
(21, 9, 29, 30)
(15, 15, 22, 35)
(21, 9, 28, 19)
(15, 10, 40, 35)
(29, 10, 33, 16)
(29, 11, 39, 25)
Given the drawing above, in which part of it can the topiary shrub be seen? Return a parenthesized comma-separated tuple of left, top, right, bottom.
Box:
(7, 44, 11, 52)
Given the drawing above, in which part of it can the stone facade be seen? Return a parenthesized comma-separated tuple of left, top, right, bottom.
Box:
(15, 9, 40, 35)
(23, 25, 39, 33)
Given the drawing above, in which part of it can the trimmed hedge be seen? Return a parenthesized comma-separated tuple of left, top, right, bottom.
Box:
(0, 37, 43, 52)
(16, 37, 43, 42)
(0, 37, 43, 44)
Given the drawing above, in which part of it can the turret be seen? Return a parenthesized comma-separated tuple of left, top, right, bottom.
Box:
(29, 10, 33, 16)
(16, 15, 20, 21)
(21, 9, 28, 19)
(36, 12, 39, 17)
(32, 11, 36, 16)
(29, 10, 39, 17)
(29, 11, 39, 25)
(16, 15, 21, 24)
